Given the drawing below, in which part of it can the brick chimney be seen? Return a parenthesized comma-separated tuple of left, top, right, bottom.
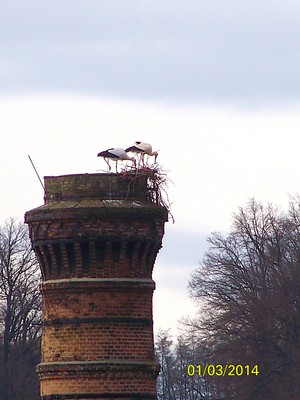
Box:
(25, 172, 168, 400)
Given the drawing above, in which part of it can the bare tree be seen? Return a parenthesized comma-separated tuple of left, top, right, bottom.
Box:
(156, 330, 177, 400)
(174, 331, 215, 400)
(188, 198, 300, 399)
(0, 218, 41, 400)
(155, 328, 217, 400)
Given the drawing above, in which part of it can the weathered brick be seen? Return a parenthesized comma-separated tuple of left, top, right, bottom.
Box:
(25, 173, 167, 400)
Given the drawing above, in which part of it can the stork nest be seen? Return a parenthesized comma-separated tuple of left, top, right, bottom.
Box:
(120, 163, 174, 223)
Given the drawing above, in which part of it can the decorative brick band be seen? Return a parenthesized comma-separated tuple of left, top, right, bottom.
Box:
(41, 277, 155, 286)
(43, 316, 152, 326)
(38, 236, 161, 280)
(37, 360, 160, 379)
(38, 360, 159, 371)
(41, 393, 157, 399)
(38, 361, 160, 396)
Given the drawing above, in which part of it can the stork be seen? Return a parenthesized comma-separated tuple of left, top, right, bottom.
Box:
(125, 141, 158, 167)
(97, 148, 136, 172)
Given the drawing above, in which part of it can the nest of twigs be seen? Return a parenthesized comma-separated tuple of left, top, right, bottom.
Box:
(120, 163, 174, 223)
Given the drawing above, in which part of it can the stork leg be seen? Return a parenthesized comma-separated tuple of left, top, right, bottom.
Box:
(136, 153, 143, 169)
(145, 154, 150, 167)
(104, 158, 111, 172)
(141, 153, 146, 168)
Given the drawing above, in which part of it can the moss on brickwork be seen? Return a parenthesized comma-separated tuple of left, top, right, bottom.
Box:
(25, 173, 168, 224)
(44, 173, 148, 201)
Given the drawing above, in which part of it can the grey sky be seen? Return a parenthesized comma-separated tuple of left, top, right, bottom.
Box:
(1, 0, 300, 103)
(2, 0, 300, 334)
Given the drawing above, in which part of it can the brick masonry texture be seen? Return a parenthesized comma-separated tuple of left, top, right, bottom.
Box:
(25, 173, 167, 400)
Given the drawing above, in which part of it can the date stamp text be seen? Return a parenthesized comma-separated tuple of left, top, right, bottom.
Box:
(187, 364, 259, 377)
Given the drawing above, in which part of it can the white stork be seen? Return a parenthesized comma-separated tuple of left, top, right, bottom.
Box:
(97, 148, 136, 172)
(125, 141, 158, 167)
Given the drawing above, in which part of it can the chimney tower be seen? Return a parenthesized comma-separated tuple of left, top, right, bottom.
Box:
(25, 172, 168, 400)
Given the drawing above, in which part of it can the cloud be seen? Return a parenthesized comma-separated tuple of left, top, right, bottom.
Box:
(153, 227, 214, 334)
(157, 226, 209, 267)
(2, 92, 300, 225)
(2, 92, 300, 333)
(1, 1, 300, 103)
(153, 283, 198, 336)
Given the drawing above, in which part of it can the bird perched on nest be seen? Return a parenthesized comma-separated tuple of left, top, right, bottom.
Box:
(97, 147, 136, 172)
(125, 141, 158, 167)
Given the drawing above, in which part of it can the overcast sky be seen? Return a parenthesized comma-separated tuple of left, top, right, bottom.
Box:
(1, 0, 300, 336)
(2, 1, 300, 103)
